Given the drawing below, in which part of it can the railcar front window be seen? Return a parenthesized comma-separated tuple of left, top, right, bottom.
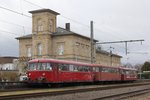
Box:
(37, 63, 42, 70)
(29, 63, 37, 70)
(28, 62, 52, 71)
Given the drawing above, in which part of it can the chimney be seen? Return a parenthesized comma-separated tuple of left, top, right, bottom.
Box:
(65, 23, 70, 31)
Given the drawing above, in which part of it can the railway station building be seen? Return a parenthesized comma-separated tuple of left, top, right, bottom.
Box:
(16, 9, 122, 67)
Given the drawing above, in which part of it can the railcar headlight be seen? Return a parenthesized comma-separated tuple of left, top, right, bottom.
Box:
(28, 73, 31, 76)
(42, 73, 45, 76)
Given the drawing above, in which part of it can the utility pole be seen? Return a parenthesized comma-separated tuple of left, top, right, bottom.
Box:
(97, 39, 144, 55)
(90, 21, 94, 63)
(109, 46, 114, 66)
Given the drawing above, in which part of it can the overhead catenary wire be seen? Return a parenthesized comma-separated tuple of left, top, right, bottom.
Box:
(22, 0, 126, 44)
(23, 0, 43, 9)
(0, 5, 31, 18)
(0, 0, 146, 57)
(22, 0, 142, 55)
(0, 29, 19, 36)
(0, 19, 32, 35)
(0, 19, 31, 29)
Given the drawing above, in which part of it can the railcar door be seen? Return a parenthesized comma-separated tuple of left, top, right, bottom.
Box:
(120, 69, 125, 81)
(52, 63, 59, 83)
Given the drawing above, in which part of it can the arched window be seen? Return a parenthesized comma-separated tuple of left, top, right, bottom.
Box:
(37, 19, 43, 32)
(37, 43, 42, 56)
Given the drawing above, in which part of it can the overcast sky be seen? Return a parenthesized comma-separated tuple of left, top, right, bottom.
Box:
(0, 0, 150, 65)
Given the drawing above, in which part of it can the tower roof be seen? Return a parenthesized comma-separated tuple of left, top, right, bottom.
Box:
(29, 9, 60, 15)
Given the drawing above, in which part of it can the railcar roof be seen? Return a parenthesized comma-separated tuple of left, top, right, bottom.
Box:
(29, 58, 121, 69)
(92, 64, 119, 69)
(119, 67, 137, 71)
(29, 58, 93, 66)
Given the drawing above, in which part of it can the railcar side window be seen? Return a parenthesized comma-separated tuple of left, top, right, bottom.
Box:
(95, 67, 99, 72)
(46, 63, 52, 70)
(58, 64, 91, 72)
(83, 66, 90, 72)
(109, 68, 117, 73)
(41, 63, 46, 70)
(69, 65, 74, 71)
(102, 67, 109, 72)
(93, 67, 96, 72)
(73, 65, 78, 71)
(78, 66, 84, 71)
(59, 64, 69, 71)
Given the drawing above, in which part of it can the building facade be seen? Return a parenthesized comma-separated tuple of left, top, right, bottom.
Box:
(0, 56, 19, 81)
(16, 9, 121, 67)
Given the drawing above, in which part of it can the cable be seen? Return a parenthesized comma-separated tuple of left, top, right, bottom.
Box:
(60, 15, 90, 28)
(0, 29, 19, 36)
(2, 0, 144, 56)
(23, 0, 90, 28)
(0, 19, 31, 29)
(23, 0, 43, 9)
(23, 0, 128, 55)
(0, 5, 31, 18)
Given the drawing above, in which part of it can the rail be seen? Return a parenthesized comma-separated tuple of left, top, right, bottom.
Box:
(0, 82, 27, 90)
(93, 88, 150, 100)
(0, 81, 150, 100)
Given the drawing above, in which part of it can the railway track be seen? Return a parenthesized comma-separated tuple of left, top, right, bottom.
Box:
(0, 82, 27, 91)
(93, 88, 150, 100)
(0, 81, 150, 100)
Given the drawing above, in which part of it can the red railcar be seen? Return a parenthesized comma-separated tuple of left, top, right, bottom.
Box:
(120, 67, 137, 81)
(27, 59, 93, 83)
(92, 64, 121, 82)
(27, 58, 137, 84)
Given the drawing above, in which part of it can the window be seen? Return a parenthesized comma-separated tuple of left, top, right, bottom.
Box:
(57, 42, 64, 55)
(73, 65, 78, 71)
(92, 67, 100, 72)
(102, 67, 109, 72)
(37, 63, 42, 70)
(69, 65, 74, 71)
(37, 43, 42, 56)
(37, 19, 43, 32)
(28, 63, 52, 71)
(95, 67, 99, 72)
(78, 66, 84, 71)
(46, 63, 52, 70)
(93, 67, 96, 72)
(49, 19, 53, 32)
(59, 64, 69, 71)
(28, 63, 37, 70)
(27, 47, 31, 57)
(58, 64, 91, 72)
